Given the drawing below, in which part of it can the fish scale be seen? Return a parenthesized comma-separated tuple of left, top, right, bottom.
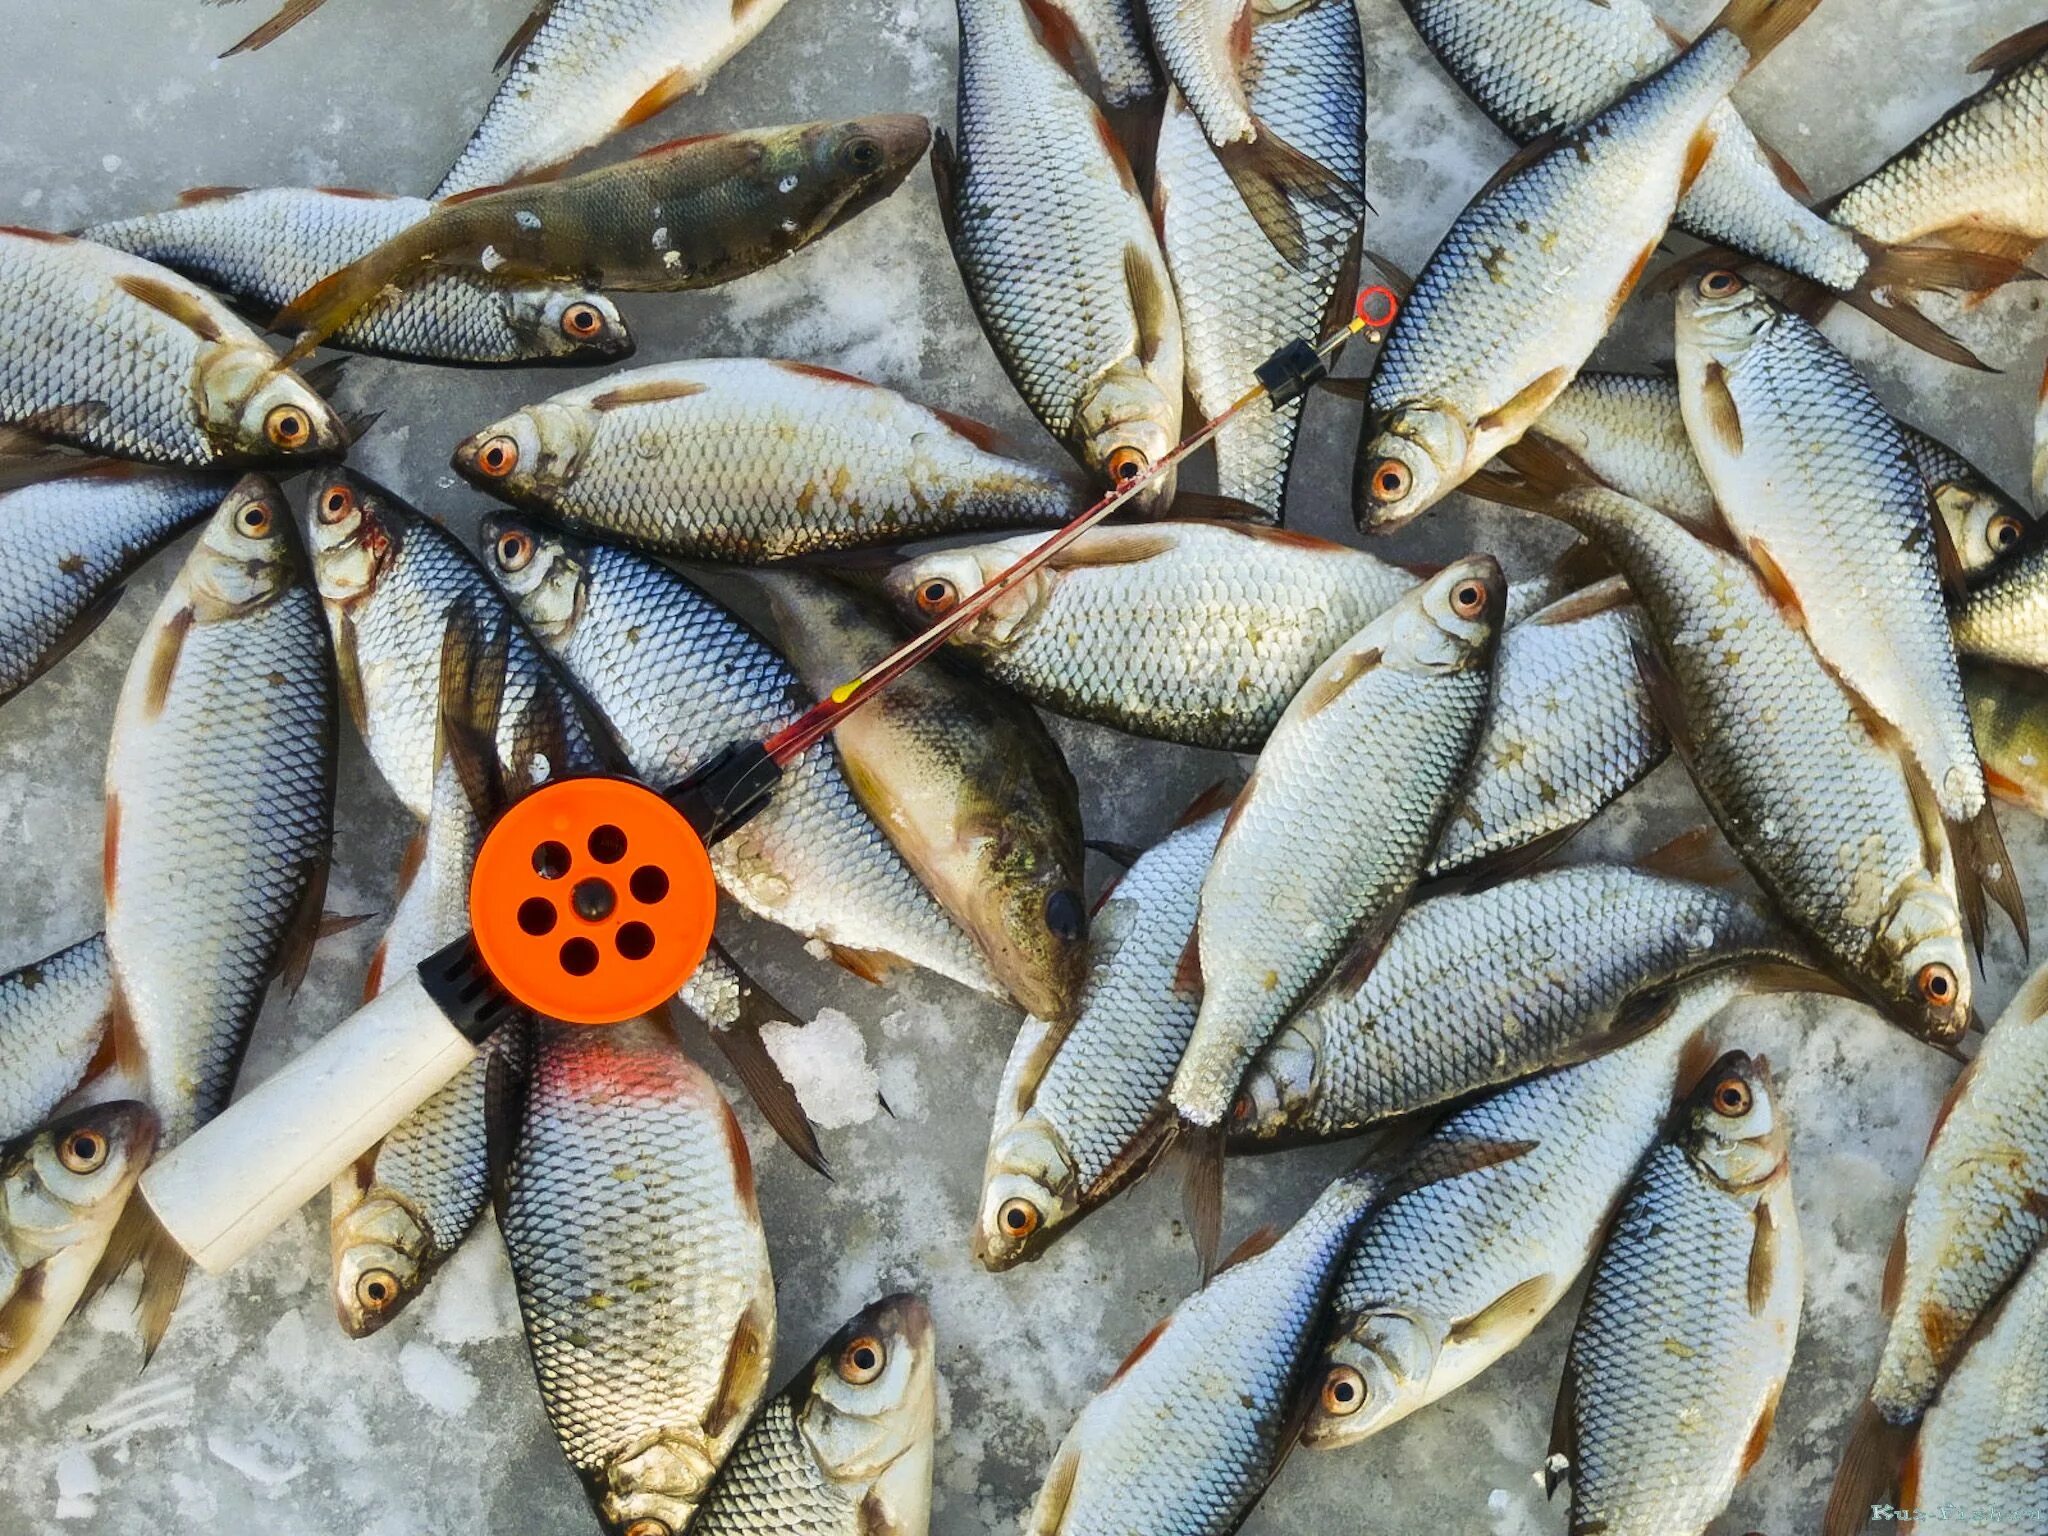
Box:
(1043, 0, 1158, 106)
(484, 523, 1000, 996)
(0, 466, 230, 705)
(0, 935, 114, 1144)
(85, 188, 631, 366)
(1155, 0, 1363, 519)
(1235, 868, 1797, 1145)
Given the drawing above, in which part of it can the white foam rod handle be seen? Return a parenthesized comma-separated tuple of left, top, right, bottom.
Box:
(139, 967, 482, 1275)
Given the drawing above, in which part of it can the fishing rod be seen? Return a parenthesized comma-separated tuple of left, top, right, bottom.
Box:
(137, 286, 1403, 1275)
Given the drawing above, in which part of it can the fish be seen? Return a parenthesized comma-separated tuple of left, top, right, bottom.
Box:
(299, 468, 611, 819)
(480, 517, 1000, 998)
(1153, 0, 1363, 519)
(1469, 439, 1975, 1049)
(936, 0, 1184, 507)
(0, 463, 231, 706)
(435, 0, 800, 198)
(1234, 868, 1802, 1148)
(0, 1101, 158, 1398)
(84, 187, 633, 367)
(450, 359, 1090, 564)
(1823, 960, 2048, 1536)
(1394, 0, 2022, 364)
(0, 935, 115, 1145)
(278, 118, 931, 351)
(1425, 581, 1667, 879)
(1673, 272, 2004, 911)
(1529, 372, 2035, 574)
(1301, 972, 1741, 1452)
(1828, 21, 2048, 271)
(0, 228, 346, 466)
(1353, 0, 1823, 532)
(1952, 515, 2048, 672)
(501, 1017, 776, 1536)
(752, 570, 1087, 1024)
(96, 475, 338, 1353)
(1967, 661, 2048, 819)
(1899, 1244, 2048, 1530)
(884, 522, 1415, 751)
(691, 1294, 937, 1536)
(977, 808, 1224, 1270)
(1550, 1051, 1801, 1536)
(2037, 360, 2048, 516)
(1031, 0, 1158, 107)
(1173, 558, 1504, 1132)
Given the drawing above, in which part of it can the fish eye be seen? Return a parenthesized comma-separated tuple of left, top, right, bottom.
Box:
(494, 529, 536, 572)
(998, 1197, 1041, 1239)
(1711, 1076, 1752, 1117)
(58, 1128, 108, 1174)
(1990, 513, 2025, 551)
(841, 135, 883, 171)
(1369, 459, 1411, 504)
(914, 577, 959, 618)
(1107, 446, 1148, 484)
(1320, 1366, 1366, 1416)
(1044, 888, 1084, 942)
(1450, 579, 1489, 619)
(354, 1268, 401, 1314)
(317, 484, 355, 523)
(475, 436, 520, 478)
(1918, 962, 1959, 1008)
(623, 1522, 671, 1536)
(561, 302, 605, 339)
(235, 500, 275, 538)
(1698, 269, 1746, 299)
(265, 404, 312, 449)
(837, 1334, 888, 1385)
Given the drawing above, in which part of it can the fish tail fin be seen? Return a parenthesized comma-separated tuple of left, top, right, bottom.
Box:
(1215, 121, 1362, 271)
(1708, 0, 1824, 66)
(1959, 801, 2029, 956)
(1464, 433, 1612, 516)
(693, 953, 830, 1178)
(1174, 1116, 1225, 1283)
(1831, 239, 2043, 369)
(1822, 1401, 1912, 1536)
(271, 219, 447, 352)
(79, 1197, 188, 1362)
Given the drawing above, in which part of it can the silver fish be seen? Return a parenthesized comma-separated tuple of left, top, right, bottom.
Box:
(1301, 973, 1741, 1451)
(1952, 520, 2048, 671)
(978, 809, 1224, 1270)
(692, 1294, 937, 1536)
(100, 475, 336, 1352)
(1153, 0, 1363, 519)
(85, 187, 632, 367)
(1033, 0, 1158, 107)
(503, 1018, 776, 1536)
(1235, 867, 1799, 1147)
(0, 1101, 157, 1398)
(937, 0, 1184, 505)
(0, 935, 114, 1145)
(1824, 961, 2048, 1536)
(0, 228, 345, 466)
(1355, 0, 1821, 531)
(450, 359, 1088, 564)
(1552, 1051, 1801, 1536)
(885, 522, 1415, 751)
(481, 518, 998, 997)
(1174, 558, 1504, 1129)
(0, 464, 230, 705)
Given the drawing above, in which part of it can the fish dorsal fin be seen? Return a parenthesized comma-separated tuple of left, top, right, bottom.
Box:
(176, 185, 252, 205)
(1108, 1314, 1172, 1383)
(1216, 1224, 1281, 1274)
(1445, 1273, 1551, 1346)
(495, 0, 553, 67)
(1750, 133, 1812, 199)
(1472, 133, 1565, 204)
(1122, 243, 1172, 367)
(1473, 367, 1571, 439)
(115, 274, 227, 344)
(774, 358, 875, 390)
(1747, 1201, 1780, 1315)
(1530, 574, 1632, 626)
(1969, 18, 2048, 78)
(1220, 521, 1348, 552)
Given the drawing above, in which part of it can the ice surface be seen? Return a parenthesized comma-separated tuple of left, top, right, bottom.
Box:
(0, 0, 2043, 1530)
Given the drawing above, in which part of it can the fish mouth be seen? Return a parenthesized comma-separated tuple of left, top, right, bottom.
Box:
(859, 113, 933, 174)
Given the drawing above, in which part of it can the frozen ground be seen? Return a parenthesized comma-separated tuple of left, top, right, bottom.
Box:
(0, 0, 2042, 1530)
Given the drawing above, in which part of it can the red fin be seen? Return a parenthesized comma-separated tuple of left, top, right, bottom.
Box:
(1172, 924, 1203, 998)
(825, 944, 905, 985)
(1297, 647, 1381, 719)
(1090, 108, 1142, 199)
(1227, 523, 1348, 552)
(1746, 537, 1806, 624)
(719, 1093, 760, 1221)
(1216, 1223, 1281, 1273)
(176, 185, 252, 205)
(1639, 825, 1742, 885)
(143, 606, 194, 717)
(774, 358, 874, 388)
(1752, 134, 1811, 198)
(618, 66, 694, 133)
(0, 225, 72, 244)
(1678, 128, 1716, 200)
(1741, 1384, 1783, 1476)
(101, 794, 120, 906)
(590, 378, 707, 410)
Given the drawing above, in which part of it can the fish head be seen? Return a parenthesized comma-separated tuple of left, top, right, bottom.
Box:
(593, 1428, 724, 1536)
(795, 1293, 937, 1520)
(1231, 1018, 1323, 1140)
(1355, 405, 1466, 533)
(452, 401, 595, 506)
(300, 467, 403, 610)
(481, 513, 587, 646)
(1397, 554, 1506, 671)
(1933, 478, 2029, 577)
(1, 1100, 157, 1258)
(972, 834, 1088, 1026)
(502, 287, 635, 365)
(189, 475, 302, 615)
(782, 115, 933, 241)
(1076, 361, 1180, 514)
(1299, 1311, 1438, 1449)
(1673, 268, 1776, 366)
(884, 541, 1051, 649)
(974, 1108, 1081, 1269)
(329, 1181, 432, 1338)
(197, 343, 349, 463)
(1871, 872, 1974, 1046)
(1680, 1050, 1788, 1193)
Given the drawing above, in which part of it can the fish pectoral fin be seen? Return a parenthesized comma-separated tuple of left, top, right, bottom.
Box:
(1384, 1136, 1536, 1201)
(702, 984, 830, 1178)
(142, 604, 195, 719)
(1121, 242, 1173, 367)
(1696, 360, 1746, 457)
(1628, 634, 1698, 763)
(1747, 1201, 1781, 1316)
(591, 378, 709, 411)
(493, 0, 553, 69)
(1025, 1440, 1083, 1535)
(929, 127, 964, 245)
(1047, 528, 1180, 569)
(1084, 839, 1142, 868)
(1214, 124, 1360, 272)
(1470, 133, 1566, 205)
(1473, 368, 1570, 441)
(703, 1298, 774, 1440)
(1297, 647, 1382, 719)
(436, 603, 515, 823)
(1530, 573, 1631, 626)
(1444, 1273, 1552, 1347)
(81, 1197, 185, 1362)
(1544, 1353, 1577, 1498)
(824, 944, 908, 985)
(114, 273, 229, 344)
